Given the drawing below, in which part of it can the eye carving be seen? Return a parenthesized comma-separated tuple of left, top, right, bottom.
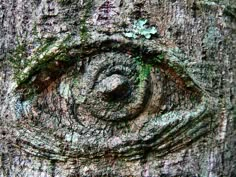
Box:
(11, 33, 213, 161)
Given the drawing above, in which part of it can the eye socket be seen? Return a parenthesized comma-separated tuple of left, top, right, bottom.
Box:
(12, 34, 209, 160)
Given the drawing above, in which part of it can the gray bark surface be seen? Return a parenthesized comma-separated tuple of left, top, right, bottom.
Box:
(0, 0, 235, 176)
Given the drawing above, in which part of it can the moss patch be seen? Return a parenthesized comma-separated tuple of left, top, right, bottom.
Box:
(133, 56, 152, 88)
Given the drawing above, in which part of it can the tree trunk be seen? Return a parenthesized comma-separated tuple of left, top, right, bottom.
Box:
(0, 0, 235, 176)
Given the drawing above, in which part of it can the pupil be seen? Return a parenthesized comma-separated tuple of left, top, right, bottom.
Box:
(96, 74, 131, 101)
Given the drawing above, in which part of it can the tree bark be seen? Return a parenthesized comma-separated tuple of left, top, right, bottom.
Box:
(0, 0, 235, 176)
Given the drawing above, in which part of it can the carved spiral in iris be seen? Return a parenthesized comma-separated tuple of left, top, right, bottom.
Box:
(73, 52, 151, 121)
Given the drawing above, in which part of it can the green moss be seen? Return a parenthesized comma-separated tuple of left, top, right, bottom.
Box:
(56, 0, 72, 5)
(79, 0, 93, 44)
(8, 38, 29, 82)
(138, 64, 151, 85)
(131, 53, 166, 88)
(9, 34, 73, 86)
(152, 53, 165, 64)
(133, 56, 152, 88)
(8, 39, 27, 69)
(224, 5, 236, 19)
(79, 18, 90, 43)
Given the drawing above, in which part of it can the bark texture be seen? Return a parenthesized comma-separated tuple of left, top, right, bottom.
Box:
(0, 0, 235, 176)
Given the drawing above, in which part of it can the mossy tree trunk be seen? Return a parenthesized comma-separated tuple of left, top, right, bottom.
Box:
(0, 0, 235, 176)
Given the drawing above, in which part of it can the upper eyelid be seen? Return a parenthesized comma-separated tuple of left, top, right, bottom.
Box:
(14, 33, 201, 95)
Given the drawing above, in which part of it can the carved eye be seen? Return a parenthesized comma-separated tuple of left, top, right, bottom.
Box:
(12, 34, 211, 160)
